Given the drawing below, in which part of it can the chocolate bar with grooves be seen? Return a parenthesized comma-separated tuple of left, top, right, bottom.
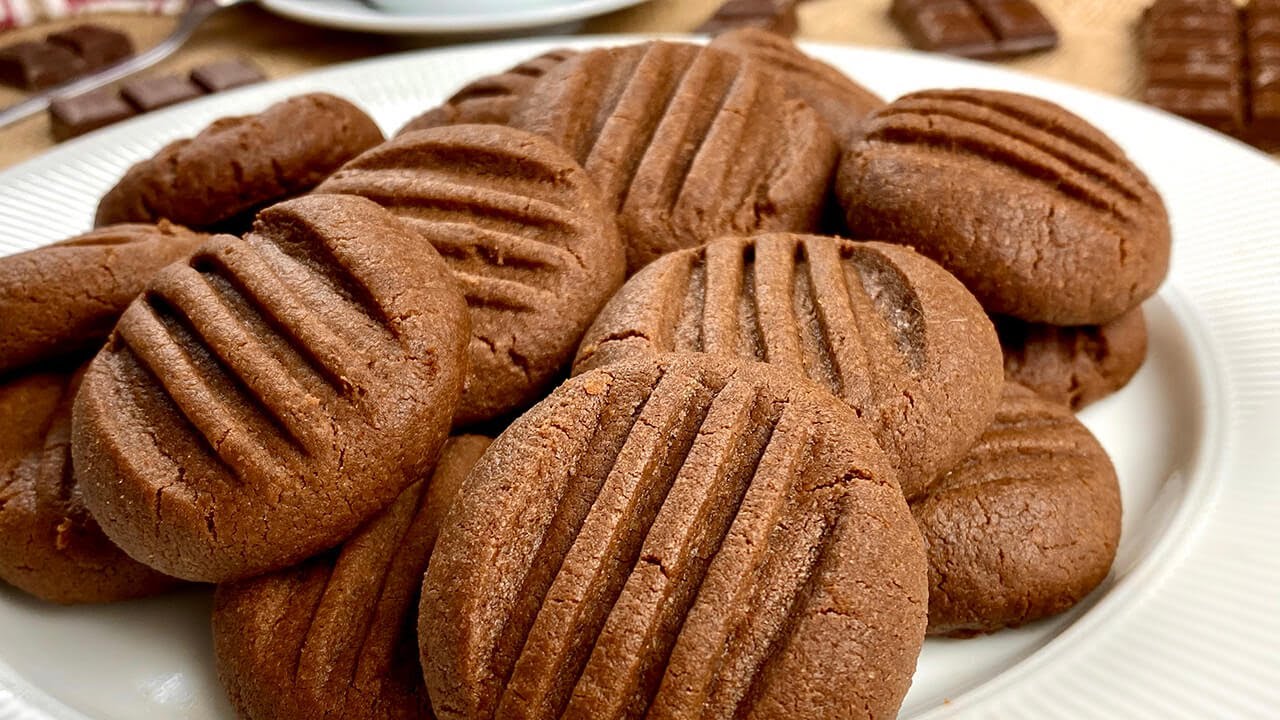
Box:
(890, 0, 1059, 59)
(1139, 0, 1280, 150)
(696, 0, 800, 37)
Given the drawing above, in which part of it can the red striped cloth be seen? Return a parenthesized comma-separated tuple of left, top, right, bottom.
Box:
(1, 0, 183, 31)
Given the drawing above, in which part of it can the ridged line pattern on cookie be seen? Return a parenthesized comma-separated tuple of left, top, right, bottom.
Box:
(708, 28, 885, 142)
(422, 357, 926, 720)
(512, 41, 837, 272)
(0, 221, 206, 374)
(324, 135, 592, 311)
(214, 435, 489, 720)
(580, 236, 924, 395)
(292, 487, 428, 708)
(575, 234, 1003, 498)
(318, 125, 625, 425)
(911, 383, 1122, 636)
(74, 195, 468, 582)
(118, 239, 390, 467)
(942, 387, 1103, 488)
(450, 49, 576, 102)
(860, 90, 1157, 220)
(397, 49, 577, 134)
(839, 88, 1171, 325)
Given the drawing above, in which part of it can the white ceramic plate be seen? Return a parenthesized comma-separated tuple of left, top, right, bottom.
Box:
(257, 0, 649, 35)
(0, 36, 1278, 720)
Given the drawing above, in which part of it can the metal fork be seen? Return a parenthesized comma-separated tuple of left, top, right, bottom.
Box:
(0, 0, 252, 131)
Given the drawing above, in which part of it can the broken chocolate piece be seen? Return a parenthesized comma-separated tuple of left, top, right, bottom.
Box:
(120, 74, 206, 112)
(0, 41, 87, 90)
(47, 25, 133, 70)
(1246, 0, 1280, 146)
(890, 0, 1058, 58)
(1140, 0, 1280, 150)
(190, 58, 266, 93)
(696, 0, 800, 37)
(49, 88, 137, 141)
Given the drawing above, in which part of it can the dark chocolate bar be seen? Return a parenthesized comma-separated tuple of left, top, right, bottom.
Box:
(1140, 0, 1280, 150)
(42, 56, 266, 143)
(890, 0, 1058, 58)
(49, 88, 137, 141)
(190, 58, 266, 93)
(1245, 0, 1280, 146)
(121, 75, 206, 112)
(0, 41, 87, 90)
(47, 25, 134, 70)
(696, 0, 800, 37)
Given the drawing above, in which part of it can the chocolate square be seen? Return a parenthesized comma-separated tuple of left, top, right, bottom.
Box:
(696, 0, 800, 37)
(121, 74, 206, 112)
(890, 0, 1058, 58)
(893, 0, 993, 55)
(1139, 0, 1280, 149)
(0, 41, 88, 90)
(970, 0, 1058, 54)
(190, 58, 266, 93)
(49, 88, 137, 141)
(47, 24, 134, 70)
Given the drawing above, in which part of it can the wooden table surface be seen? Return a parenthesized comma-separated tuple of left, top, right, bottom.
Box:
(0, 0, 1270, 169)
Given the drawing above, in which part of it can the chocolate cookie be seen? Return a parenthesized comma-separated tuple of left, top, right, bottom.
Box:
(95, 93, 384, 230)
(511, 41, 838, 272)
(574, 235, 1002, 499)
(421, 354, 927, 720)
(911, 383, 1122, 636)
(317, 124, 626, 425)
(0, 363, 179, 604)
(837, 88, 1171, 325)
(397, 49, 577, 135)
(709, 27, 885, 142)
(0, 221, 206, 374)
(73, 195, 470, 583)
(996, 306, 1148, 410)
(214, 434, 490, 720)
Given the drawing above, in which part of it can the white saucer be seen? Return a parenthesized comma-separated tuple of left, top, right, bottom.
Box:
(0, 36, 1277, 719)
(257, 0, 650, 35)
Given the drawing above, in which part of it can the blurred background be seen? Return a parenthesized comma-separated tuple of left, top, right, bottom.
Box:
(0, 0, 1251, 168)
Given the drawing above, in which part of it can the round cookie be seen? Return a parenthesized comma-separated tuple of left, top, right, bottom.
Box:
(511, 41, 838, 272)
(397, 49, 577, 135)
(574, 234, 1003, 499)
(95, 93, 384, 230)
(996, 306, 1148, 410)
(214, 434, 490, 720)
(317, 124, 626, 425)
(0, 362, 179, 604)
(910, 382, 1122, 637)
(709, 27, 885, 143)
(837, 88, 1171, 325)
(0, 221, 206, 374)
(73, 194, 470, 583)
(420, 354, 927, 720)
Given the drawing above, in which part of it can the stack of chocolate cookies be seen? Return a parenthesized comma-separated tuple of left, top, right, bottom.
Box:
(0, 35, 1170, 720)
(836, 88, 1167, 411)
